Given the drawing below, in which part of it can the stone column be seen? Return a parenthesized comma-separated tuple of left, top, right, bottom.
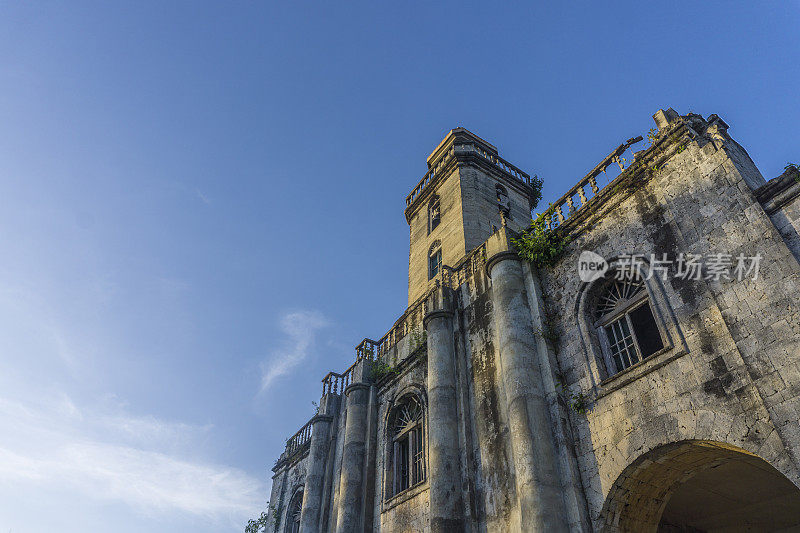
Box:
(523, 262, 592, 532)
(334, 382, 370, 533)
(486, 243, 568, 532)
(300, 413, 333, 532)
(424, 287, 465, 532)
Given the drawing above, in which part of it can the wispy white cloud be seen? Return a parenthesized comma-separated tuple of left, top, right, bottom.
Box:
(0, 443, 260, 517)
(259, 310, 329, 392)
(0, 394, 263, 522)
(98, 412, 213, 451)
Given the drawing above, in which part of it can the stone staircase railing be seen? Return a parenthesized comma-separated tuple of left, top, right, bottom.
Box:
(543, 136, 643, 229)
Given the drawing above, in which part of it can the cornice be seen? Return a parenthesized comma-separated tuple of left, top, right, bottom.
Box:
(755, 169, 800, 215)
(404, 150, 536, 223)
(344, 382, 371, 396)
(422, 309, 454, 327)
(485, 251, 520, 278)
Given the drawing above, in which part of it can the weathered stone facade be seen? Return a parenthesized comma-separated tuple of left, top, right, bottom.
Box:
(267, 110, 800, 532)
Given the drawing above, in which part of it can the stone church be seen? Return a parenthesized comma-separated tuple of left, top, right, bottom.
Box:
(266, 109, 800, 532)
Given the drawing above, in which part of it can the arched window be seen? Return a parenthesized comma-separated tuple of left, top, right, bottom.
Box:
(385, 396, 425, 498)
(285, 489, 303, 533)
(428, 241, 442, 280)
(495, 184, 510, 218)
(428, 196, 441, 233)
(594, 273, 664, 374)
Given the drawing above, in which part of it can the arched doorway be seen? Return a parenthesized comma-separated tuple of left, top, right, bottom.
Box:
(601, 440, 800, 532)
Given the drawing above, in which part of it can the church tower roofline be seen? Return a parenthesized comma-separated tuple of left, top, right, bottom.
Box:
(426, 127, 498, 167)
(405, 127, 535, 224)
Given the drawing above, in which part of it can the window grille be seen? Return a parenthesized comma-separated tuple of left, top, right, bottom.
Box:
(595, 274, 664, 374)
(286, 490, 303, 533)
(386, 397, 425, 498)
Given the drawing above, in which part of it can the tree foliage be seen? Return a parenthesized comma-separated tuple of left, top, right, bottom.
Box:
(245, 501, 278, 533)
(529, 174, 543, 211)
(245, 511, 270, 533)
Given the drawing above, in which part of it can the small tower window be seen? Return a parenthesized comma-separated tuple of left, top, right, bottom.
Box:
(495, 184, 510, 218)
(595, 274, 664, 374)
(428, 242, 442, 280)
(386, 396, 425, 499)
(428, 196, 441, 233)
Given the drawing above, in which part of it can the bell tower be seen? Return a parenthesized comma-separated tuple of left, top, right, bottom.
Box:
(404, 128, 538, 304)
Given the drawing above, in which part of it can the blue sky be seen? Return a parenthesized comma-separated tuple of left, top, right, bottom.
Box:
(0, 2, 797, 532)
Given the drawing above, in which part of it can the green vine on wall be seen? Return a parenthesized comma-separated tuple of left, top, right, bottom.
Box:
(647, 128, 659, 146)
(555, 375, 590, 415)
(409, 326, 427, 352)
(786, 162, 800, 183)
(272, 504, 281, 532)
(371, 360, 399, 380)
(511, 210, 571, 269)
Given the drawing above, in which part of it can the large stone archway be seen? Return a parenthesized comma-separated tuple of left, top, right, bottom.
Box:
(600, 440, 800, 532)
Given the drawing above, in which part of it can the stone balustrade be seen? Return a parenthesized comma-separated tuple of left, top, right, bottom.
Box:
(406, 142, 531, 208)
(321, 371, 350, 396)
(285, 418, 313, 456)
(543, 135, 643, 229)
(472, 143, 531, 185)
(406, 145, 456, 207)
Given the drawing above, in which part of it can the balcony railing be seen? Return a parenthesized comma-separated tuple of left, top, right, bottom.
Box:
(472, 145, 531, 186)
(543, 136, 643, 229)
(284, 417, 313, 458)
(406, 145, 456, 207)
(406, 143, 531, 208)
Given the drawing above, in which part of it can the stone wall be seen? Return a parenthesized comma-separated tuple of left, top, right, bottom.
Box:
(538, 112, 800, 530)
(268, 453, 308, 531)
(408, 165, 465, 305)
(375, 357, 430, 532)
(458, 165, 532, 251)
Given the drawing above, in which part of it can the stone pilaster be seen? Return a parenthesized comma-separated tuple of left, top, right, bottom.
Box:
(424, 284, 465, 532)
(300, 414, 333, 532)
(485, 227, 569, 532)
(318, 392, 341, 533)
(335, 382, 370, 533)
